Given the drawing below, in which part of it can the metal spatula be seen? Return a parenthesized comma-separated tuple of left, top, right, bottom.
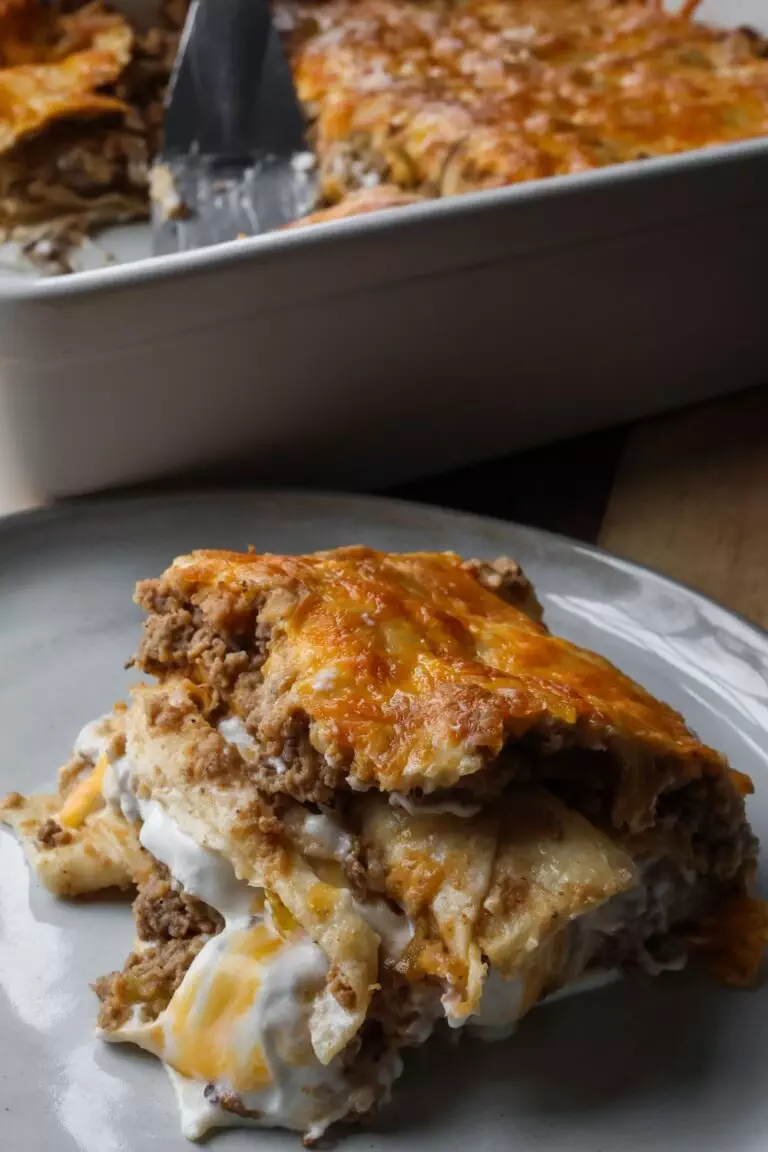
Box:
(152, 0, 317, 255)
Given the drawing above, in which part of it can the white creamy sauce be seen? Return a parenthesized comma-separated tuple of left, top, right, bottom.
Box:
(217, 717, 290, 776)
(211, 934, 350, 1138)
(73, 715, 114, 763)
(165, 1069, 237, 1142)
(296, 811, 354, 862)
(169, 1039, 404, 1143)
(72, 712, 141, 823)
(138, 803, 256, 926)
(97, 750, 380, 1141)
(110, 926, 354, 1142)
(389, 792, 482, 818)
(101, 754, 141, 823)
(93, 707, 630, 1142)
(354, 897, 414, 962)
(216, 716, 258, 758)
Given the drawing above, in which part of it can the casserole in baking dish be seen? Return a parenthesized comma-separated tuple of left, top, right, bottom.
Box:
(285, 0, 768, 218)
(0, 0, 765, 503)
(1, 0, 768, 253)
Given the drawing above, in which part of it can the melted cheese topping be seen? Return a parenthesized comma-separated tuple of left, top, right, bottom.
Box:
(285, 0, 768, 203)
(0, 2, 132, 155)
(142, 546, 727, 795)
(60, 710, 133, 829)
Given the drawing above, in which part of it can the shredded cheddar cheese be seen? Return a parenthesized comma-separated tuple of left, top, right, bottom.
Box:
(57, 753, 107, 828)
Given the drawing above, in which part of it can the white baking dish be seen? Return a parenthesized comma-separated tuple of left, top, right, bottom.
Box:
(0, 0, 765, 504)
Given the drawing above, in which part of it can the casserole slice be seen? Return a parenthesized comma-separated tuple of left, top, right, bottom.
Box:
(3, 547, 765, 1143)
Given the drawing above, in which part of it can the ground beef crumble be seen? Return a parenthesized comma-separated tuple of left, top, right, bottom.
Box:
(94, 935, 208, 1031)
(133, 581, 269, 710)
(328, 965, 358, 1011)
(249, 714, 347, 805)
(57, 754, 92, 796)
(462, 556, 545, 623)
(184, 725, 249, 782)
(94, 858, 225, 1030)
(134, 863, 223, 940)
(206, 1086, 264, 1121)
(36, 817, 73, 848)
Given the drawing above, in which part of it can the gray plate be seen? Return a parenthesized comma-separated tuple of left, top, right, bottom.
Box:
(1, 490, 767, 1152)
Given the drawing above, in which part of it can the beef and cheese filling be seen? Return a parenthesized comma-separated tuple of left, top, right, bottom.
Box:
(2, 546, 766, 1144)
(0, 0, 185, 266)
(278, 0, 768, 209)
(94, 800, 403, 1142)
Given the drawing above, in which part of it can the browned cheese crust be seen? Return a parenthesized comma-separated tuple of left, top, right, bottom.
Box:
(132, 546, 730, 826)
(278, 0, 768, 206)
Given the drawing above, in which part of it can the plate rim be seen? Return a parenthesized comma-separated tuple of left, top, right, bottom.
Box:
(0, 484, 765, 648)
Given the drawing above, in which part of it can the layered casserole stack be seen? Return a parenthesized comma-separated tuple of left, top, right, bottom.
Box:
(3, 546, 766, 1141)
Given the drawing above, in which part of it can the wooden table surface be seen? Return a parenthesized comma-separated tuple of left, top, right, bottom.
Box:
(394, 383, 768, 629)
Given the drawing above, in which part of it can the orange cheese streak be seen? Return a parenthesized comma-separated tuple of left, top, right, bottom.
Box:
(146, 547, 728, 792)
(152, 925, 283, 1091)
(282, 0, 768, 202)
(56, 753, 107, 828)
